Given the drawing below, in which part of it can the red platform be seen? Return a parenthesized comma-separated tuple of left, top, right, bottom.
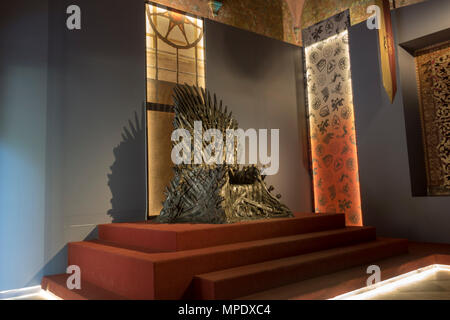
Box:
(41, 213, 408, 300)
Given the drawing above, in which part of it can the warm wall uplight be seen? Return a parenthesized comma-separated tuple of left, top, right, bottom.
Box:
(0, 286, 61, 300)
(146, 3, 205, 95)
(145, 3, 206, 216)
(305, 30, 362, 226)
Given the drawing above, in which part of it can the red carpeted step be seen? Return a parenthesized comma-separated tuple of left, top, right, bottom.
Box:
(192, 238, 408, 300)
(68, 226, 375, 299)
(41, 274, 126, 300)
(98, 212, 345, 252)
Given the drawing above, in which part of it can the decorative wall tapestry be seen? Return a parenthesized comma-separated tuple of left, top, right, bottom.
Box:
(416, 43, 450, 196)
(302, 0, 397, 103)
(303, 11, 363, 226)
(302, 10, 350, 47)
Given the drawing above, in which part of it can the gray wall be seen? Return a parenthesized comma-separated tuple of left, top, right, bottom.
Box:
(395, 0, 449, 43)
(0, 0, 49, 291)
(396, 0, 450, 195)
(44, 0, 147, 277)
(349, 0, 450, 244)
(0, 0, 147, 291)
(205, 20, 312, 213)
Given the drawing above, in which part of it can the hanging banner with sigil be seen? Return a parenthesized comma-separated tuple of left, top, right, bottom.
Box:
(303, 11, 363, 226)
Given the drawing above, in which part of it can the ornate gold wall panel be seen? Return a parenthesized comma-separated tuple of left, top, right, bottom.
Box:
(149, 0, 428, 47)
(416, 43, 450, 195)
(301, 0, 428, 29)
(150, 0, 286, 43)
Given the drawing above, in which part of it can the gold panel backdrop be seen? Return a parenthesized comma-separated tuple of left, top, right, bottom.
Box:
(146, 4, 206, 216)
(147, 111, 175, 215)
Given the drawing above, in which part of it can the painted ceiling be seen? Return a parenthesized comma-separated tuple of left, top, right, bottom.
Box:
(150, 0, 427, 46)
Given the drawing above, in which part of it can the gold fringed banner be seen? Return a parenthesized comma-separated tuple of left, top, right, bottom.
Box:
(377, 0, 397, 103)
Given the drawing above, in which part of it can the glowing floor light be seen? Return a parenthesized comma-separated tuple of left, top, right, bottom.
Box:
(0, 285, 62, 300)
(330, 264, 450, 300)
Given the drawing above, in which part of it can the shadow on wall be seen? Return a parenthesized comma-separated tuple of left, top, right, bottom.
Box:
(107, 106, 147, 223)
(29, 227, 99, 286)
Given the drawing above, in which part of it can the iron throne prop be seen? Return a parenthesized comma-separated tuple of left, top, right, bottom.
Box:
(157, 84, 292, 224)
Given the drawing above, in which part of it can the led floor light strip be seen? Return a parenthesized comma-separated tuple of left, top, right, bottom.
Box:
(0, 285, 41, 300)
(5, 290, 62, 300)
(330, 264, 450, 300)
(0, 285, 62, 300)
(35, 290, 62, 300)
